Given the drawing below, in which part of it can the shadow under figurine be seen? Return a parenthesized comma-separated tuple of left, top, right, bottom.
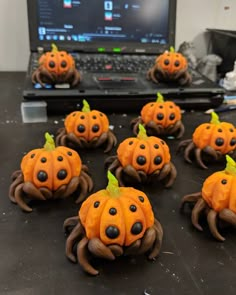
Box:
(9, 133, 93, 212)
(64, 171, 163, 275)
(105, 124, 177, 187)
(131, 92, 185, 139)
(177, 112, 236, 169)
(147, 47, 192, 86)
(180, 155, 236, 241)
(56, 99, 117, 153)
(32, 44, 81, 88)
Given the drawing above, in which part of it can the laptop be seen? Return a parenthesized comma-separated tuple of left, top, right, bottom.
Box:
(23, 0, 224, 114)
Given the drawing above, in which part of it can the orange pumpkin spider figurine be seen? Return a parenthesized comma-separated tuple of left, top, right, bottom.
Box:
(131, 92, 184, 139)
(9, 133, 93, 212)
(105, 124, 177, 187)
(177, 112, 236, 169)
(147, 47, 192, 86)
(56, 99, 117, 153)
(32, 44, 81, 87)
(64, 171, 163, 275)
(180, 155, 236, 241)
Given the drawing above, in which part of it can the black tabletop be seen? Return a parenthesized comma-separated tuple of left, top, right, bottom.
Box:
(0, 72, 236, 295)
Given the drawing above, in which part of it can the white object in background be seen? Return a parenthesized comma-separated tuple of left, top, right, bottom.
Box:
(223, 60, 236, 90)
(21, 101, 48, 123)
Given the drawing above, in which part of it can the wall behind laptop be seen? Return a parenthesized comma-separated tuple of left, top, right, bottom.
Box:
(0, 0, 235, 71)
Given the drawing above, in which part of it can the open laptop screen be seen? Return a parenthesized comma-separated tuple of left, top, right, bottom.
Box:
(28, 0, 176, 54)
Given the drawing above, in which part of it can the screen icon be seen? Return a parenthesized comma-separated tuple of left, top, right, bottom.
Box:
(104, 1, 113, 10)
(63, 0, 72, 8)
(104, 11, 113, 21)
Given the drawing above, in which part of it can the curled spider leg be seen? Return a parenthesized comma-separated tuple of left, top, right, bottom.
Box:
(130, 117, 142, 135)
(65, 221, 84, 262)
(124, 239, 142, 256)
(63, 216, 79, 233)
(88, 238, 116, 260)
(177, 139, 192, 153)
(63, 176, 81, 198)
(77, 237, 99, 276)
(115, 166, 125, 187)
(203, 146, 218, 160)
(39, 187, 53, 199)
(207, 209, 225, 242)
(136, 227, 156, 255)
(219, 208, 236, 227)
(9, 174, 24, 203)
(54, 184, 67, 199)
(105, 130, 117, 153)
(180, 192, 201, 211)
(11, 170, 22, 181)
(146, 121, 164, 135)
(191, 198, 207, 231)
(184, 142, 195, 163)
(108, 245, 124, 257)
(106, 157, 120, 172)
(123, 165, 142, 183)
(148, 219, 163, 260)
(80, 170, 93, 192)
(161, 162, 177, 188)
(75, 175, 89, 204)
(195, 148, 208, 169)
(55, 128, 67, 146)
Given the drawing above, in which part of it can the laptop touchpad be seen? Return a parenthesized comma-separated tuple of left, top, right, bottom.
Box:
(94, 75, 143, 90)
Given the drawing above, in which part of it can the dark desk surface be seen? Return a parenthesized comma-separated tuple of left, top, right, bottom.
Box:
(0, 72, 236, 295)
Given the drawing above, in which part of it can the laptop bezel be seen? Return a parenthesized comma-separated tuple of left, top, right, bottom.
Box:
(27, 0, 176, 54)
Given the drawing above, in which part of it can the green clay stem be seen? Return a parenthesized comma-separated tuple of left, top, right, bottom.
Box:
(106, 171, 120, 197)
(82, 99, 91, 112)
(156, 92, 164, 103)
(170, 46, 175, 53)
(225, 155, 236, 176)
(137, 124, 148, 140)
(51, 43, 58, 52)
(44, 132, 55, 151)
(210, 111, 220, 125)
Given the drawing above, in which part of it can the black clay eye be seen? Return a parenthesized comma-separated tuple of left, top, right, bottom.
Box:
(41, 157, 47, 163)
(161, 140, 165, 145)
(80, 115, 85, 119)
(169, 113, 175, 120)
(30, 153, 35, 158)
(129, 205, 137, 212)
(206, 125, 211, 129)
(164, 59, 170, 65)
(77, 124, 85, 133)
(109, 208, 117, 215)
(138, 196, 144, 202)
(49, 61, 55, 68)
(218, 128, 222, 132)
(72, 113, 76, 117)
(154, 156, 162, 165)
(94, 201, 100, 208)
(215, 138, 224, 146)
(92, 115, 97, 119)
(159, 105, 163, 109)
(140, 144, 145, 149)
(154, 144, 159, 149)
(37, 171, 48, 182)
(57, 169, 67, 180)
(100, 113, 103, 117)
(129, 141, 133, 145)
(136, 156, 146, 165)
(131, 222, 143, 235)
(221, 179, 227, 185)
(174, 60, 180, 67)
(230, 138, 236, 146)
(229, 128, 234, 132)
(92, 124, 99, 132)
(150, 103, 154, 107)
(157, 113, 164, 120)
(57, 156, 63, 161)
(106, 226, 120, 239)
(67, 151, 72, 156)
(61, 61, 67, 68)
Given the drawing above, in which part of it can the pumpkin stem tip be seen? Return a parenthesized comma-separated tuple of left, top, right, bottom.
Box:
(106, 171, 120, 197)
(210, 111, 220, 125)
(82, 99, 91, 112)
(156, 92, 164, 103)
(137, 124, 148, 140)
(225, 155, 236, 175)
(51, 43, 58, 52)
(44, 132, 55, 151)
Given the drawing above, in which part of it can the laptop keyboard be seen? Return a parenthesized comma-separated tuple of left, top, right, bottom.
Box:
(30, 53, 155, 74)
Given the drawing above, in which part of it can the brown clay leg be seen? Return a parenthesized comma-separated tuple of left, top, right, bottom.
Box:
(130, 117, 142, 135)
(180, 192, 202, 211)
(77, 237, 99, 276)
(191, 198, 207, 231)
(195, 148, 208, 169)
(63, 216, 79, 232)
(163, 162, 177, 188)
(123, 165, 142, 183)
(75, 176, 88, 204)
(80, 170, 93, 192)
(9, 174, 24, 203)
(115, 166, 126, 187)
(219, 208, 236, 227)
(88, 238, 116, 260)
(105, 158, 120, 171)
(63, 176, 81, 198)
(148, 219, 163, 260)
(137, 227, 156, 255)
(124, 240, 142, 256)
(55, 128, 67, 146)
(184, 142, 195, 164)
(207, 209, 225, 241)
(65, 222, 84, 262)
(104, 131, 117, 153)
(14, 183, 32, 212)
(108, 245, 124, 257)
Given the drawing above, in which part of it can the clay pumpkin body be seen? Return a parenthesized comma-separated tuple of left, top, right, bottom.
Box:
(32, 45, 80, 87)
(131, 93, 184, 138)
(56, 100, 117, 153)
(147, 49, 192, 86)
(64, 172, 163, 275)
(181, 155, 236, 241)
(105, 125, 177, 187)
(9, 133, 93, 212)
(177, 112, 236, 169)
